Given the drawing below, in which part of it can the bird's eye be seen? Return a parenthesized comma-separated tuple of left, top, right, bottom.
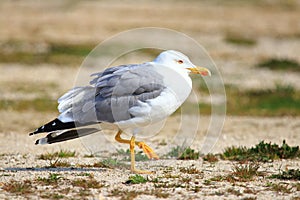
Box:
(177, 60, 183, 64)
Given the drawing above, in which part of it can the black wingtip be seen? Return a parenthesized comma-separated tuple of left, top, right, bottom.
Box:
(29, 118, 76, 136)
(34, 128, 99, 145)
(29, 127, 42, 136)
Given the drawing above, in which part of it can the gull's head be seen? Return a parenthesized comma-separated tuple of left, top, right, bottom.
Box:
(153, 50, 211, 76)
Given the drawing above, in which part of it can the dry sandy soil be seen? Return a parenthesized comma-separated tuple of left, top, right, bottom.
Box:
(0, 0, 300, 199)
(0, 115, 300, 200)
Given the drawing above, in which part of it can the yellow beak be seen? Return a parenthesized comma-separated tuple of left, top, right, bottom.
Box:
(187, 67, 211, 76)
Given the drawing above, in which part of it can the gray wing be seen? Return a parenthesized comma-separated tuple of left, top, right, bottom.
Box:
(91, 63, 166, 123)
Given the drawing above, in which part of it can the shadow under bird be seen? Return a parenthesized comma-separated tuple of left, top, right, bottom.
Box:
(29, 50, 211, 174)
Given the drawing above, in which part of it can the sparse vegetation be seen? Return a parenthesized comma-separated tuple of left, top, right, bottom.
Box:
(101, 158, 124, 167)
(209, 162, 260, 183)
(0, 42, 163, 66)
(57, 150, 76, 158)
(77, 172, 94, 178)
(2, 180, 33, 194)
(50, 160, 71, 168)
(108, 188, 140, 200)
(164, 146, 200, 160)
(178, 147, 200, 160)
(83, 154, 95, 158)
(78, 161, 110, 168)
(71, 178, 102, 189)
(198, 83, 300, 116)
(125, 174, 148, 184)
(0, 98, 57, 112)
(42, 157, 71, 168)
(4, 81, 58, 95)
(270, 169, 300, 180)
(257, 58, 300, 72)
(3, 172, 102, 198)
(36, 173, 63, 185)
(3, 83, 300, 116)
(40, 193, 65, 199)
(158, 140, 167, 146)
(266, 182, 292, 194)
(295, 183, 300, 191)
(224, 34, 257, 46)
(203, 153, 219, 163)
(179, 166, 202, 174)
(79, 158, 124, 169)
(109, 188, 170, 200)
(226, 188, 242, 196)
(38, 150, 76, 160)
(227, 84, 300, 116)
(117, 149, 148, 161)
(0, 41, 94, 66)
(231, 162, 260, 181)
(164, 145, 185, 158)
(221, 140, 300, 162)
(38, 150, 75, 168)
(78, 189, 92, 197)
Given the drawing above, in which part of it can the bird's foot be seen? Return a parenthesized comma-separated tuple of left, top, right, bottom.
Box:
(137, 142, 159, 160)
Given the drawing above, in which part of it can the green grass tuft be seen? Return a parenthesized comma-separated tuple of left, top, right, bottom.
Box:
(164, 146, 199, 160)
(231, 162, 260, 181)
(209, 162, 260, 183)
(222, 146, 249, 161)
(221, 140, 300, 162)
(57, 150, 76, 158)
(126, 174, 148, 184)
(178, 147, 200, 160)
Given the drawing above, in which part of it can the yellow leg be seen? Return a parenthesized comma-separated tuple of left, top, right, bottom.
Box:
(114, 130, 159, 160)
(130, 136, 153, 174)
(115, 130, 130, 144)
(114, 130, 157, 174)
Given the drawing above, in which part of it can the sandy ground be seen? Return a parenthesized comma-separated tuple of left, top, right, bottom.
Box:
(0, 115, 299, 199)
(0, 0, 300, 199)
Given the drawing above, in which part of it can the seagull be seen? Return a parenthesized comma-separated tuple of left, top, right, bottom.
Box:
(29, 50, 211, 174)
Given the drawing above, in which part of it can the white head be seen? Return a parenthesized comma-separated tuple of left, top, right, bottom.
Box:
(153, 50, 211, 76)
